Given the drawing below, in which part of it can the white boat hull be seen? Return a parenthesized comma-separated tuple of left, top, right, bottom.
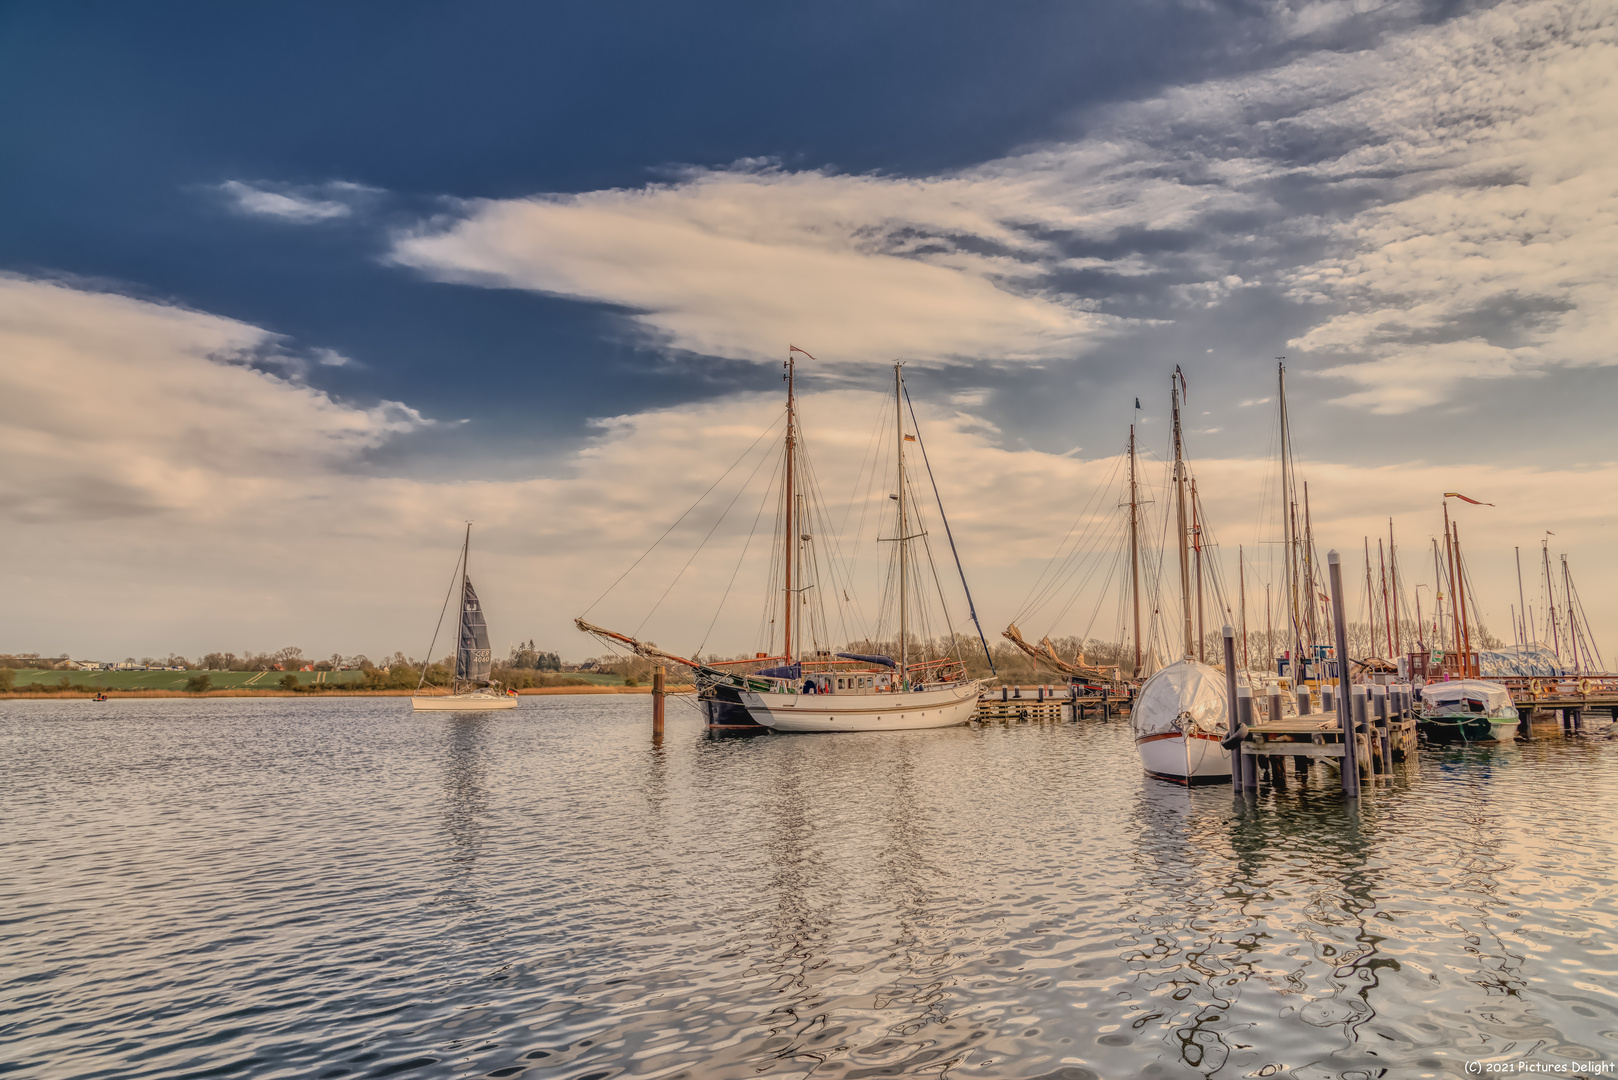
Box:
(1136, 731, 1233, 784)
(411, 693, 518, 711)
(740, 681, 984, 732)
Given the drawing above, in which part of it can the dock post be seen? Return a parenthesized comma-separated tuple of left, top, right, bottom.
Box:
(1296, 684, 1311, 716)
(1373, 684, 1393, 774)
(1263, 684, 1288, 788)
(1037, 684, 1045, 703)
(652, 664, 666, 740)
(1237, 685, 1255, 793)
(1352, 686, 1372, 775)
(1222, 624, 1241, 796)
(1322, 681, 1335, 715)
(1327, 551, 1361, 796)
(1014, 685, 1021, 699)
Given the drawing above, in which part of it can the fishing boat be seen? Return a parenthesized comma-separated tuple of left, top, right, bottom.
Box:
(412, 525, 517, 711)
(1131, 368, 1234, 784)
(578, 353, 989, 733)
(1417, 679, 1519, 743)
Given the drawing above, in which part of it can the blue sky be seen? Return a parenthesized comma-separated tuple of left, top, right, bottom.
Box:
(3, 1, 1615, 661)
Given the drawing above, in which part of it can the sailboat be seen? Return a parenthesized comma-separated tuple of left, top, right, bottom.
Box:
(412, 525, 518, 711)
(1132, 368, 1235, 784)
(578, 355, 988, 732)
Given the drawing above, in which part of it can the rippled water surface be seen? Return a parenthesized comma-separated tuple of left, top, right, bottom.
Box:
(4, 697, 1618, 1079)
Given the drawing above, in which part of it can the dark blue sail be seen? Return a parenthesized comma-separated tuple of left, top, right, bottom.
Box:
(456, 578, 493, 684)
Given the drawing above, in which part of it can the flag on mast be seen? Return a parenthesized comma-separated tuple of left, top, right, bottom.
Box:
(1444, 492, 1494, 506)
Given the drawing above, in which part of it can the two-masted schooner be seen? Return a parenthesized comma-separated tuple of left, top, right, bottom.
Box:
(578, 352, 988, 733)
(412, 524, 518, 711)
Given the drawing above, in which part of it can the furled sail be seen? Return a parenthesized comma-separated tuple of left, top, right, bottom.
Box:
(457, 579, 493, 685)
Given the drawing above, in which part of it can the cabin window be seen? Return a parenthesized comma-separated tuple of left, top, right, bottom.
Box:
(837, 678, 846, 690)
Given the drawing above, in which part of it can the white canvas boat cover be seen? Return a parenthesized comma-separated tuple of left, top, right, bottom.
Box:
(1421, 679, 1514, 715)
(1476, 644, 1571, 678)
(1132, 658, 1231, 739)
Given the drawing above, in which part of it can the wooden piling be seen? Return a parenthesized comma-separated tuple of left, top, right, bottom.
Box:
(652, 664, 666, 739)
(1327, 551, 1361, 796)
(1223, 624, 1241, 797)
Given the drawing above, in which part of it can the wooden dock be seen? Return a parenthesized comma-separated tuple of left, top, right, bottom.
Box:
(974, 685, 1131, 723)
(1240, 683, 1418, 785)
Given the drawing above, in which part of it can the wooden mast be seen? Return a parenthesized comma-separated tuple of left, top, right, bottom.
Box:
(1364, 536, 1376, 658)
(1279, 361, 1302, 670)
(1239, 545, 1250, 671)
(1128, 424, 1142, 674)
(1389, 519, 1402, 663)
(1192, 477, 1204, 661)
(1432, 537, 1448, 658)
(1452, 522, 1473, 677)
(1443, 502, 1461, 676)
(1303, 480, 1318, 653)
(1172, 368, 1193, 659)
(1563, 555, 1581, 673)
(783, 350, 796, 662)
(1543, 538, 1561, 660)
(1379, 537, 1393, 659)
(895, 361, 908, 686)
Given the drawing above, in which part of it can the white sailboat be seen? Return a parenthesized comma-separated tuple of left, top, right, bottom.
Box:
(577, 355, 987, 732)
(412, 525, 518, 711)
(1132, 368, 1233, 784)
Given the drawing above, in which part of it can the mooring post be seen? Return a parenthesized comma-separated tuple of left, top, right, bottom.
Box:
(1037, 684, 1045, 703)
(1352, 685, 1371, 775)
(1296, 682, 1311, 716)
(1236, 685, 1255, 794)
(1222, 624, 1241, 796)
(1372, 684, 1393, 774)
(1327, 551, 1361, 796)
(652, 664, 666, 739)
(1322, 680, 1335, 716)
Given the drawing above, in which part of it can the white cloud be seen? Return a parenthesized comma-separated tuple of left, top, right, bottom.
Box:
(5, 275, 1617, 661)
(383, 0, 1615, 411)
(217, 180, 376, 223)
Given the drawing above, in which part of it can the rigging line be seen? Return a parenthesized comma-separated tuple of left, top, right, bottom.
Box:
(796, 428, 871, 639)
(636, 425, 782, 637)
(903, 383, 994, 674)
(414, 540, 466, 695)
(582, 407, 786, 618)
(696, 454, 783, 658)
(1011, 441, 1128, 624)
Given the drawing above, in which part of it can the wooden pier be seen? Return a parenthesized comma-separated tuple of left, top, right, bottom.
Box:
(1240, 680, 1419, 786)
(974, 684, 1131, 723)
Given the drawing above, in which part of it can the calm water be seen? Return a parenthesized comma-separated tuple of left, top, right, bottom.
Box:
(3, 697, 1617, 1080)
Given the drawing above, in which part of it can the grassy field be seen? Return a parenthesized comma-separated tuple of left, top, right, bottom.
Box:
(3, 668, 637, 691)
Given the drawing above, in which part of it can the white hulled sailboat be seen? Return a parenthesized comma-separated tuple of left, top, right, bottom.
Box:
(578, 354, 987, 732)
(1132, 368, 1234, 783)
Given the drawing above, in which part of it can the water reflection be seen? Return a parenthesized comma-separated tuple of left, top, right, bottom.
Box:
(438, 713, 491, 912)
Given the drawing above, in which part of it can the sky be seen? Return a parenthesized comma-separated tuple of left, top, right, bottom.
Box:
(2, 0, 1615, 665)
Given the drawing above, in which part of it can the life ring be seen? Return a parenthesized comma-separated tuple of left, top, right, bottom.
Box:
(1528, 678, 1542, 696)
(1578, 678, 1591, 695)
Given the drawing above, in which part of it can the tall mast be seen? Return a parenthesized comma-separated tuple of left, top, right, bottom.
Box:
(1432, 537, 1448, 657)
(895, 362, 908, 684)
(1128, 424, 1142, 674)
(1389, 519, 1401, 662)
(1192, 477, 1205, 661)
(783, 350, 796, 662)
(1172, 369, 1193, 660)
(1563, 555, 1580, 673)
(1507, 550, 1520, 650)
(1415, 584, 1425, 651)
(1443, 504, 1460, 675)
(459, 522, 471, 689)
(1543, 539, 1561, 659)
(1303, 481, 1318, 651)
(1239, 545, 1250, 671)
(1279, 361, 1301, 667)
(1379, 537, 1393, 659)
(1364, 537, 1376, 657)
(1453, 522, 1473, 677)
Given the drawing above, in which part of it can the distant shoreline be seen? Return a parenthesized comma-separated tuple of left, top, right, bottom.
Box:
(0, 685, 690, 700)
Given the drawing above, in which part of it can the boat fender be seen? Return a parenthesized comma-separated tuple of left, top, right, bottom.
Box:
(1220, 725, 1248, 751)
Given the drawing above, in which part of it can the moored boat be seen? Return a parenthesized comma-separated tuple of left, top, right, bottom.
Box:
(1417, 679, 1518, 743)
